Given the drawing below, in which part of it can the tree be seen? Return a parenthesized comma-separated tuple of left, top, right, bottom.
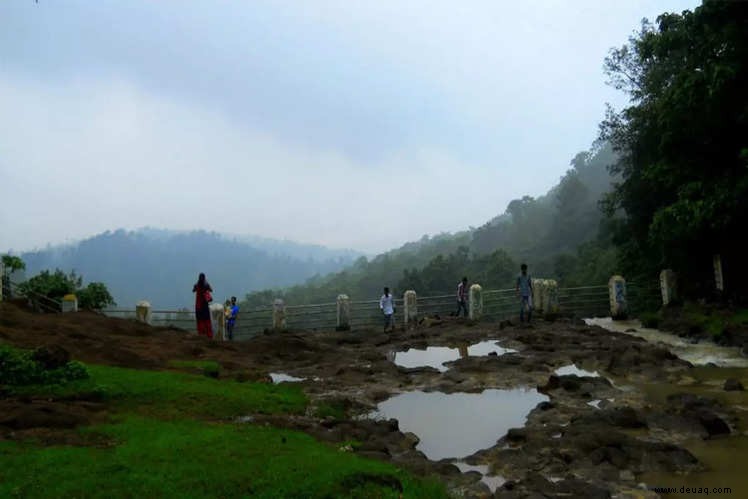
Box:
(2, 254, 26, 272)
(77, 282, 116, 310)
(600, 1, 748, 298)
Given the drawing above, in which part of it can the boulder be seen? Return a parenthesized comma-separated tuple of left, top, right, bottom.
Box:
(724, 378, 745, 391)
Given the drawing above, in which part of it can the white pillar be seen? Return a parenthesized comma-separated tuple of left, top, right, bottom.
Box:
(660, 269, 677, 306)
(469, 284, 483, 320)
(403, 290, 417, 327)
(210, 303, 226, 340)
(608, 275, 627, 319)
(546, 280, 559, 313)
(273, 298, 287, 330)
(336, 294, 350, 330)
(135, 300, 151, 324)
(713, 254, 724, 292)
(62, 294, 78, 313)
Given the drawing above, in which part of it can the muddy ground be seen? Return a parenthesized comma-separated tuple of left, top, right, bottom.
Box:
(1, 302, 743, 498)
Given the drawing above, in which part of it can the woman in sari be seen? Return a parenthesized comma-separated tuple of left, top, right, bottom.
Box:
(192, 273, 213, 338)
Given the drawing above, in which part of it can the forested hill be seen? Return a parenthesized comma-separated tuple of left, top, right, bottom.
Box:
(244, 144, 619, 306)
(19, 229, 361, 309)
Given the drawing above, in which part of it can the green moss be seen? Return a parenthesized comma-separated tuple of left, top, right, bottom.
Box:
(314, 399, 349, 420)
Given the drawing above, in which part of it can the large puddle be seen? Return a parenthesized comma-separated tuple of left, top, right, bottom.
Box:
(372, 388, 548, 460)
(391, 340, 517, 372)
(585, 317, 748, 368)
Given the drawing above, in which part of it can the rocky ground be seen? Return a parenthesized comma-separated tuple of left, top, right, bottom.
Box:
(1, 301, 744, 498)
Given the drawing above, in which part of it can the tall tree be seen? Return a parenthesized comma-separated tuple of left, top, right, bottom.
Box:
(600, 1, 748, 297)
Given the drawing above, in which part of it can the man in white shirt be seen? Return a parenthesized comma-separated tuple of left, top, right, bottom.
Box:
(380, 287, 395, 333)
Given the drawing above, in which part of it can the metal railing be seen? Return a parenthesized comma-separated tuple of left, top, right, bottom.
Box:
(5, 279, 63, 313)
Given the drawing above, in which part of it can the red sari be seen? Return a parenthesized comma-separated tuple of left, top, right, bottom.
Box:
(193, 283, 213, 338)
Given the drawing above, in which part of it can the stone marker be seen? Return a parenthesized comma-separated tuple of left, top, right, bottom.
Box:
(608, 275, 627, 319)
(336, 294, 350, 330)
(469, 284, 483, 320)
(273, 298, 287, 330)
(62, 294, 78, 313)
(135, 300, 151, 324)
(210, 303, 226, 340)
(403, 290, 417, 327)
(713, 254, 724, 291)
(660, 269, 677, 306)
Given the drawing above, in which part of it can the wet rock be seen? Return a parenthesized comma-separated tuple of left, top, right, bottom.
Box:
(560, 376, 581, 391)
(575, 407, 646, 429)
(555, 479, 611, 499)
(537, 401, 555, 411)
(31, 345, 70, 369)
(506, 428, 527, 443)
(724, 378, 745, 391)
(698, 412, 730, 437)
(537, 374, 560, 392)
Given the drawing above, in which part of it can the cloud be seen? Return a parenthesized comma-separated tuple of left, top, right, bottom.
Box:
(0, 75, 517, 253)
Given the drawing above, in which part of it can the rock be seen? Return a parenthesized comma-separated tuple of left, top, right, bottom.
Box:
(619, 469, 635, 481)
(31, 345, 70, 370)
(506, 428, 527, 443)
(556, 479, 611, 499)
(698, 412, 730, 437)
(538, 374, 560, 392)
(625, 328, 637, 333)
(537, 401, 555, 411)
(560, 376, 581, 391)
(724, 378, 745, 391)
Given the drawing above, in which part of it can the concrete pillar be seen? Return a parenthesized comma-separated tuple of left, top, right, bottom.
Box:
(469, 284, 483, 320)
(273, 298, 287, 330)
(62, 294, 78, 313)
(713, 254, 724, 292)
(135, 300, 151, 324)
(210, 303, 226, 340)
(403, 290, 417, 327)
(546, 280, 559, 313)
(336, 294, 350, 330)
(608, 275, 627, 319)
(660, 269, 677, 306)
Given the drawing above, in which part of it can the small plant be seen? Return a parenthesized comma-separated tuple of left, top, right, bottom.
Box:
(0, 345, 89, 386)
(640, 311, 661, 329)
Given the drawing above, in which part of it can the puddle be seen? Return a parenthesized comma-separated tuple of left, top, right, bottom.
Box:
(452, 461, 505, 492)
(269, 373, 305, 383)
(554, 364, 600, 377)
(392, 340, 517, 372)
(372, 388, 548, 460)
(585, 317, 748, 368)
(587, 399, 602, 409)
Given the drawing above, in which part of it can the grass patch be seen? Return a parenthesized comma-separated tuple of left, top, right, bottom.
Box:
(12, 363, 307, 419)
(0, 344, 89, 386)
(314, 399, 349, 419)
(168, 359, 221, 378)
(0, 417, 448, 498)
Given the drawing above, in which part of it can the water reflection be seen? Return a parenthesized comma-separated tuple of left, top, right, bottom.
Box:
(554, 364, 600, 377)
(269, 373, 305, 383)
(585, 317, 748, 368)
(372, 388, 548, 460)
(391, 340, 517, 372)
(452, 461, 506, 492)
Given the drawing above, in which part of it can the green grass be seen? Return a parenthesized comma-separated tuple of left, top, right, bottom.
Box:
(1, 357, 449, 498)
(13, 364, 307, 419)
(0, 417, 447, 498)
(168, 359, 221, 378)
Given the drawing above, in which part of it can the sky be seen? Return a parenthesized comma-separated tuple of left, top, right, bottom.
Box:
(0, 0, 700, 255)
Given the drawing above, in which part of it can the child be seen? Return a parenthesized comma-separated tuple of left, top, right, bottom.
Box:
(225, 296, 239, 340)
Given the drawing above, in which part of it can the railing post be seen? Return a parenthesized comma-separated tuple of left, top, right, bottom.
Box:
(660, 269, 677, 306)
(608, 275, 627, 319)
(210, 303, 226, 340)
(336, 294, 350, 330)
(135, 300, 152, 324)
(62, 294, 78, 313)
(713, 254, 724, 292)
(469, 284, 483, 320)
(403, 290, 417, 327)
(273, 298, 287, 330)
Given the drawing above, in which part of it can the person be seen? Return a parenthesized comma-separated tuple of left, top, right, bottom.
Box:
(455, 276, 469, 317)
(380, 287, 395, 333)
(516, 263, 533, 323)
(192, 273, 213, 338)
(225, 296, 239, 341)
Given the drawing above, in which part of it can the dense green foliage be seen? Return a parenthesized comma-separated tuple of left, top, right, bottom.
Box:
(20, 228, 361, 309)
(18, 269, 116, 310)
(1, 254, 25, 272)
(600, 0, 748, 299)
(244, 145, 620, 305)
(0, 345, 89, 386)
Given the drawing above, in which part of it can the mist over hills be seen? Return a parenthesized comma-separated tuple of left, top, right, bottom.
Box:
(19, 229, 362, 309)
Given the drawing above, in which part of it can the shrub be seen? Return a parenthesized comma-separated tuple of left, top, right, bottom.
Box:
(0, 345, 89, 386)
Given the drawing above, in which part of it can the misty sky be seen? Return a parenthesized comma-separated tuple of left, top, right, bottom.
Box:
(0, 0, 699, 254)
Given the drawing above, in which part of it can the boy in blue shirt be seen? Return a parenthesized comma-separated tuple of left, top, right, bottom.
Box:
(226, 296, 239, 340)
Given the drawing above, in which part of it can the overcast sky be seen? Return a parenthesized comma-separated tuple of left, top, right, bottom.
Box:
(0, 0, 699, 254)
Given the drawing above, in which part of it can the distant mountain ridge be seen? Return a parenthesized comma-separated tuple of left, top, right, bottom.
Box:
(19, 228, 362, 309)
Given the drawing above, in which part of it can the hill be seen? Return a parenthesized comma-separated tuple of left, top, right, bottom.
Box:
(19, 228, 361, 309)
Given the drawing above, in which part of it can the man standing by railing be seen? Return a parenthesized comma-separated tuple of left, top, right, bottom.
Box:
(455, 277, 469, 317)
(516, 264, 533, 323)
(380, 287, 395, 333)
